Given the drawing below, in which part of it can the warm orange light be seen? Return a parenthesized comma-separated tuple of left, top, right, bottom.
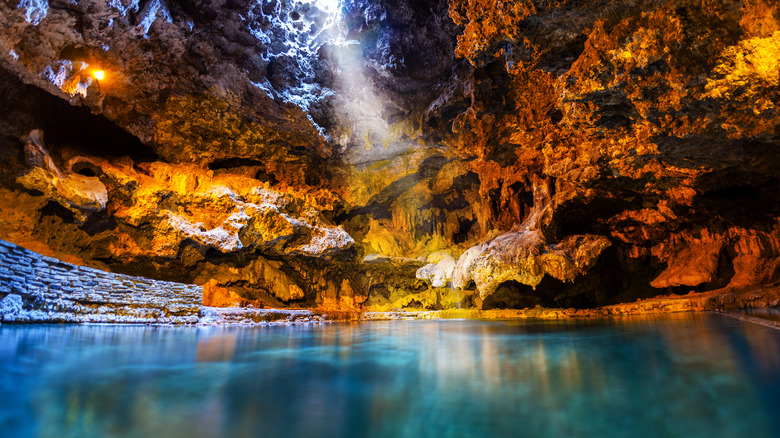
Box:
(94, 70, 104, 80)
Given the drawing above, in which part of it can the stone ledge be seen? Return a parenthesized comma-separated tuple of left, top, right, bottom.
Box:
(199, 307, 324, 325)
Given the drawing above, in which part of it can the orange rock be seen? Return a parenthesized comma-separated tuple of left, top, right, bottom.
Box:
(202, 280, 245, 308)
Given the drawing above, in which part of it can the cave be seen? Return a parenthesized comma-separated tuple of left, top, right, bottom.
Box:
(1, 0, 779, 435)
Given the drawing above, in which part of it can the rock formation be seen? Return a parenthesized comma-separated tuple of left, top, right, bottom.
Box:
(0, 0, 779, 314)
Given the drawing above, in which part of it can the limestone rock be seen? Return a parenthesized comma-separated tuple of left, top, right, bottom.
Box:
(651, 224, 780, 291)
(84, 159, 354, 261)
(0, 0, 327, 169)
(0, 238, 202, 324)
(651, 240, 724, 289)
(202, 279, 245, 308)
(452, 229, 611, 300)
(16, 131, 107, 222)
(416, 251, 458, 288)
(0, 294, 24, 320)
(194, 257, 305, 304)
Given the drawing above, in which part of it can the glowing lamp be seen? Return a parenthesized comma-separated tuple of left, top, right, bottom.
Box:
(94, 70, 104, 80)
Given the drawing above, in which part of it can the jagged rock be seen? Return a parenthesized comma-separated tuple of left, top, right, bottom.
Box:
(16, 130, 107, 222)
(0, 0, 328, 169)
(452, 229, 611, 300)
(3, 139, 355, 305)
(651, 239, 724, 289)
(650, 224, 780, 291)
(416, 251, 458, 288)
(78, 158, 354, 261)
(202, 280, 245, 308)
(194, 257, 305, 304)
(0, 294, 24, 320)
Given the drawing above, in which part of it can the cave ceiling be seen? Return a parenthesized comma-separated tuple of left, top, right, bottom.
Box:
(1, 0, 779, 310)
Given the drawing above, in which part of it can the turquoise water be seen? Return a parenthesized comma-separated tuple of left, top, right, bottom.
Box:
(1, 314, 779, 438)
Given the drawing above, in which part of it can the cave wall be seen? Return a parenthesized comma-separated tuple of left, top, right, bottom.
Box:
(0, 0, 779, 311)
(0, 238, 202, 323)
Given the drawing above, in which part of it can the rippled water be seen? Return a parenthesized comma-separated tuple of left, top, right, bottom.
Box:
(1, 314, 779, 438)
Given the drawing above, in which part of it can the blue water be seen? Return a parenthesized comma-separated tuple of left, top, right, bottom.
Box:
(1, 314, 779, 438)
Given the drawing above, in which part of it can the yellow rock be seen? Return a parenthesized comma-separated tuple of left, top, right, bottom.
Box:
(453, 229, 611, 300)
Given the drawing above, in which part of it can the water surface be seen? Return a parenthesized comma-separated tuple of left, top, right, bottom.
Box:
(1, 313, 779, 438)
(740, 307, 780, 323)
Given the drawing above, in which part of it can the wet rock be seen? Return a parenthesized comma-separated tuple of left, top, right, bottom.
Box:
(198, 307, 325, 325)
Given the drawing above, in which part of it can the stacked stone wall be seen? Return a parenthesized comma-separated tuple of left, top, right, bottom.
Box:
(0, 239, 202, 323)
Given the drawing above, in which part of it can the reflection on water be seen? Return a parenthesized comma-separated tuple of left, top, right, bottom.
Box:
(1, 314, 779, 438)
(740, 307, 780, 323)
